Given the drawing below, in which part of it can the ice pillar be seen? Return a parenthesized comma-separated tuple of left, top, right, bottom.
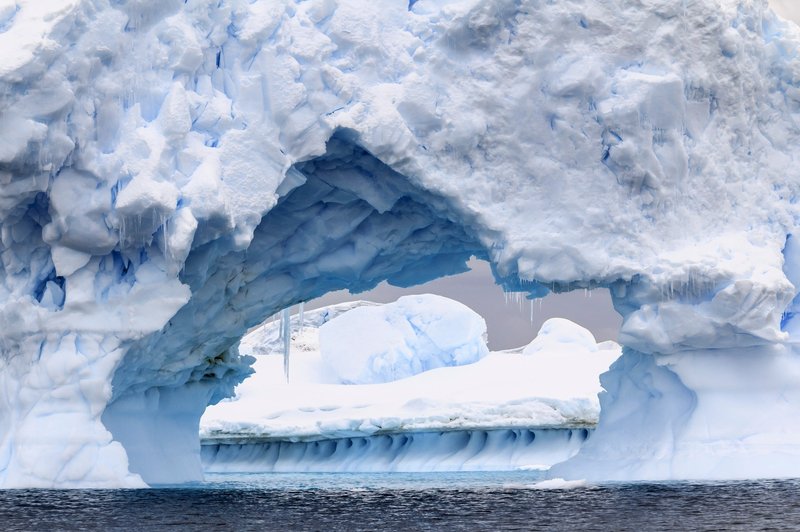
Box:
(0, 333, 144, 488)
(282, 307, 291, 382)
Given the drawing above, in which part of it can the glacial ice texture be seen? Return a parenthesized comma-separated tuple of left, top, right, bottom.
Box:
(1, 0, 800, 486)
(201, 429, 591, 474)
(318, 294, 490, 384)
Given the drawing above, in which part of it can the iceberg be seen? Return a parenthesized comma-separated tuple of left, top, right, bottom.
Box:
(1, 0, 800, 486)
(201, 303, 618, 472)
(318, 294, 490, 384)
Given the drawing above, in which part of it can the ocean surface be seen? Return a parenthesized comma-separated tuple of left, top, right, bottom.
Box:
(2, 472, 800, 531)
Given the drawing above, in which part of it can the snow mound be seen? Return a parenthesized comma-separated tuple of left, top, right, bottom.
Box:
(319, 294, 489, 384)
(517, 319, 620, 399)
(524, 318, 601, 354)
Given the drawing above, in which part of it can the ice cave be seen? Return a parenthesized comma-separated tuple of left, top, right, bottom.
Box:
(1, 0, 800, 487)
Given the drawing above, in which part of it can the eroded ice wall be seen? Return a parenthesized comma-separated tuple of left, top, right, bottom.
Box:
(0, 0, 800, 486)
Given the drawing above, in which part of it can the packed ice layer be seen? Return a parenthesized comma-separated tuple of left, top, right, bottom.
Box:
(201, 308, 616, 472)
(201, 306, 620, 473)
(1, 0, 800, 486)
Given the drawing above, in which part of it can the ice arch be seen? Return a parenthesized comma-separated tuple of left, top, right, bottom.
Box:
(1, 0, 800, 486)
(101, 130, 505, 484)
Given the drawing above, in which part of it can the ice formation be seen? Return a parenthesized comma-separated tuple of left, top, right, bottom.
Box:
(203, 310, 617, 439)
(1, 0, 800, 486)
(318, 294, 489, 384)
(201, 306, 617, 472)
(201, 429, 591, 474)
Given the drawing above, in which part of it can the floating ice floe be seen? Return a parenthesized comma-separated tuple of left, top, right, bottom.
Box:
(201, 300, 619, 472)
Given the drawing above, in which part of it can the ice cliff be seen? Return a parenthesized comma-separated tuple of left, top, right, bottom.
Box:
(1, 0, 800, 486)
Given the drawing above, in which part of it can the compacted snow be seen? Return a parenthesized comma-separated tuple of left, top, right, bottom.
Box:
(1, 0, 800, 486)
(201, 300, 619, 472)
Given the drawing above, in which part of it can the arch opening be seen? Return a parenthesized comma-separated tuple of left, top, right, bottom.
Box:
(105, 131, 616, 484)
(308, 258, 621, 351)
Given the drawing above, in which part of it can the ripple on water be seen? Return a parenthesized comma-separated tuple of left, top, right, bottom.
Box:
(1, 473, 799, 531)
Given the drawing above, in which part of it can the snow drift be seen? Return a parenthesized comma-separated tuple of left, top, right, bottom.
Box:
(1, 0, 800, 486)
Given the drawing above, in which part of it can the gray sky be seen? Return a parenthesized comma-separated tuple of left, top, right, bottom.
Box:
(305, 1, 797, 351)
(771, 1, 800, 24)
(309, 259, 621, 351)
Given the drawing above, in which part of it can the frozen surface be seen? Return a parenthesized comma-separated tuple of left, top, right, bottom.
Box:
(201, 306, 616, 471)
(202, 310, 619, 441)
(1, 0, 800, 486)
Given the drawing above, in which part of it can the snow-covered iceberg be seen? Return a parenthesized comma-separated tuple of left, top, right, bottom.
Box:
(201, 304, 619, 472)
(1, 0, 800, 486)
(318, 294, 490, 384)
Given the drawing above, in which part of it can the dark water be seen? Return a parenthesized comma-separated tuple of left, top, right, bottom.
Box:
(2, 472, 800, 531)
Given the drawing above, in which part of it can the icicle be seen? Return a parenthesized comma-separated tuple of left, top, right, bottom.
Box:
(282, 307, 290, 382)
(298, 302, 304, 334)
(161, 215, 170, 261)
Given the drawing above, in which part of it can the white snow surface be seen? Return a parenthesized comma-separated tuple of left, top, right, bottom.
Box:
(201, 310, 619, 441)
(319, 294, 490, 384)
(1, 0, 800, 486)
